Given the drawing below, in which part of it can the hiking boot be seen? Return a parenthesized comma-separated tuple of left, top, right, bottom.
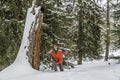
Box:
(58, 64, 64, 71)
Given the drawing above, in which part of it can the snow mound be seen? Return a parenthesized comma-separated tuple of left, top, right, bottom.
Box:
(1, 61, 120, 80)
(0, 6, 40, 80)
(109, 49, 120, 57)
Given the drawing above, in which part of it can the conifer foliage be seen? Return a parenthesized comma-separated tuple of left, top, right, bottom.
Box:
(0, 0, 120, 71)
(76, 0, 103, 64)
(0, 0, 32, 70)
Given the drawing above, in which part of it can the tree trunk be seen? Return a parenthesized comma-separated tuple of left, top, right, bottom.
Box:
(77, 10, 83, 65)
(26, 0, 43, 70)
(78, 52, 82, 65)
(77, 24, 83, 65)
(32, 12, 43, 70)
(105, 0, 110, 61)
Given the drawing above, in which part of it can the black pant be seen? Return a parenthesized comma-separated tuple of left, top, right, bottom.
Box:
(52, 60, 64, 71)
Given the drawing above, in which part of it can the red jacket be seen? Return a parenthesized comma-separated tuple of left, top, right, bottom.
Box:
(48, 49, 63, 64)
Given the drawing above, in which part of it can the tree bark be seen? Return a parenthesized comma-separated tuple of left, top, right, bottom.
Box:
(78, 53, 82, 65)
(105, 0, 110, 61)
(32, 12, 43, 70)
(77, 10, 83, 65)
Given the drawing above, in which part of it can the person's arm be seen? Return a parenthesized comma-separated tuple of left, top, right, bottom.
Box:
(41, 50, 47, 54)
(48, 50, 53, 54)
(61, 48, 68, 55)
(41, 49, 52, 55)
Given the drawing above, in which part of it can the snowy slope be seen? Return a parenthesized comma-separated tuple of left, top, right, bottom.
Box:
(0, 1, 120, 80)
(0, 6, 40, 80)
(0, 60, 120, 80)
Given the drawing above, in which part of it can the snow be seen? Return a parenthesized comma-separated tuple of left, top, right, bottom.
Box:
(101, 49, 120, 57)
(0, 4, 40, 80)
(0, 1, 120, 80)
(0, 60, 120, 80)
(109, 49, 120, 57)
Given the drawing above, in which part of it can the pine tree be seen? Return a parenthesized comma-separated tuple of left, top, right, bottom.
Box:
(112, 1, 120, 48)
(105, 0, 110, 61)
(77, 0, 103, 64)
(0, 0, 32, 71)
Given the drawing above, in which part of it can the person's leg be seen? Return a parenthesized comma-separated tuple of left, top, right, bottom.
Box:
(52, 60, 58, 71)
(58, 64, 64, 71)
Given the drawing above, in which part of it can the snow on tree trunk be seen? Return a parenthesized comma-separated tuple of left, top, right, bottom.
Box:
(0, 1, 42, 78)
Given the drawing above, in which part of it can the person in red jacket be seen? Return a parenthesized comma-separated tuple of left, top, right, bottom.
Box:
(48, 42, 68, 71)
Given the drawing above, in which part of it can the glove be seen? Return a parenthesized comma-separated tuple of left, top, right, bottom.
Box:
(41, 50, 47, 54)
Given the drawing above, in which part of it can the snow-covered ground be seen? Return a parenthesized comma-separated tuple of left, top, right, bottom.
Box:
(0, 60, 120, 80)
(0, 1, 120, 80)
(109, 49, 120, 57)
